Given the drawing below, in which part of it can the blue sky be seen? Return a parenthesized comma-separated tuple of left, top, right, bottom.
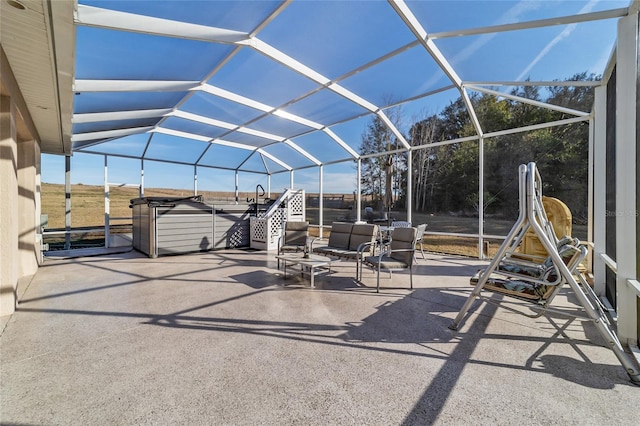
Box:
(42, 0, 628, 194)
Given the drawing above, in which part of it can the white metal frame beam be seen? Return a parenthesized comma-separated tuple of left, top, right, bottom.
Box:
(390, 0, 485, 256)
(322, 128, 360, 159)
(614, 11, 639, 348)
(170, 110, 284, 142)
(388, 0, 483, 137)
(592, 86, 606, 296)
(249, 37, 412, 149)
(466, 85, 591, 117)
(72, 126, 155, 143)
(429, 8, 628, 39)
(76, 4, 250, 44)
(283, 140, 321, 166)
(74, 79, 199, 92)
(69, 1, 633, 180)
(73, 108, 172, 123)
(153, 128, 293, 171)
(199, 83, 323, 130)
(466, 80, 602, 87)
(258, 148, 292, 171)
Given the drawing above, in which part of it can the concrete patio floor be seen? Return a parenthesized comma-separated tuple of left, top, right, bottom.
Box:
(1, 248, 638, 425)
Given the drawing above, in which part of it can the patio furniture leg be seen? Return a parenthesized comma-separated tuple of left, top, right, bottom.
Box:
(283, 260, 287, 281)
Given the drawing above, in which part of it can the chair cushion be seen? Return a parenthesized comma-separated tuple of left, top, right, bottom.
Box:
(542, 242, 580, 269)
(283, 221, 309, 246)
(327, 222, 353, 249)
(389, 227, 416, 264)
(285, 221, 309, 232)
(500, 263, 544, 277)
(314, 246, 347, 257)
(470, 270, 551, 300)
(348, 223, 377, 251)
(285, 230, 308, 246)
(365, 255, 408, 269)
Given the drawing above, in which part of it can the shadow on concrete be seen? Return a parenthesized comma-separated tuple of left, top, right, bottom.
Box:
(11, 250, 636, 426)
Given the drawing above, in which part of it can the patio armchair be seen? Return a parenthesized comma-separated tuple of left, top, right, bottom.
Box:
(277, 221, 309, 269)
(414, 223, 427, 260)
(360, 226, 418, 292)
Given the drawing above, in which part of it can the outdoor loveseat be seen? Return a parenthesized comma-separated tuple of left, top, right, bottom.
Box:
(312, 222, 378, 263)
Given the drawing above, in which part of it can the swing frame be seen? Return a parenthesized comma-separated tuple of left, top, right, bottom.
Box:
(448, 162, 640, 384)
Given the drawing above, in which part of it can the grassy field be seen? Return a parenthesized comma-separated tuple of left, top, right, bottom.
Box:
(41, 183, 584, 256)
(42, 183, 265, 229)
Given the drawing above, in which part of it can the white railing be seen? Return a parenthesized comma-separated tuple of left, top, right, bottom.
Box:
(250, 188, 305, 250)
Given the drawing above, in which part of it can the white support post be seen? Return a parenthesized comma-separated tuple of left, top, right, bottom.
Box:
(290, 170, 294, 189)
(592, 86, 606, 295)
(104, 155, 110, 249)
(140, 159, 145, 198)
(357, 159, 362, 222)
(319, 165, 324, 237)
(235, 171, 239, 204)
(64, 155, 71, 250)
(267, 174, 271, 198)
(407, 150, 412, 225)
(587, 117, 594, 274)
(478, 136, 485, 259)
(615, 12, 639, 348)
(194, 165, 198, 195)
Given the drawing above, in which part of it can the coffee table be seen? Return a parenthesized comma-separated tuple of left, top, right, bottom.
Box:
(275, 253, 338, 288)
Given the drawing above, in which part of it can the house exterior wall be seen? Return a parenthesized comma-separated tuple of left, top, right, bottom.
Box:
(0, 94, 20, 317)
(1, 73, 42, 319)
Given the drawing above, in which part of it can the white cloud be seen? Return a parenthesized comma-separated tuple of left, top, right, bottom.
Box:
(451, 0, 540, 66)
(421, 0, 540, 90)
(516, 0, 600, 80)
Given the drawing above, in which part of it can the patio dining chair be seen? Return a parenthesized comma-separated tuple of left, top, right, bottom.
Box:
(414, 223, 427, 261)
(361, 226, 418, 292)
(277, 221, 309, 268)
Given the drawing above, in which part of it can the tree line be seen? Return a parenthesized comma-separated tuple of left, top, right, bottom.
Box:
(359, 72, 595, 223)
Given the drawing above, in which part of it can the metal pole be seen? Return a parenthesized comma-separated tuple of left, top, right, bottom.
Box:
(592, 86, 607, 294)
(587, 117, 594, 274)
(319, 165, 324, 237)
(478, 136, 484, 259)
(615, 12, 639, 350)
(356, 159, 362, 222)
(64, 155, 71, 250)
(104, 155, 110, 249)
(450, 164, 528, 330)
(267, 174, 271, 198)
(235, 171, 239, 204)
(194, 165, 198, 195)
(140, 159, 144, 198)
(407, 150, 412, 224)
(290, 170, 294, 189)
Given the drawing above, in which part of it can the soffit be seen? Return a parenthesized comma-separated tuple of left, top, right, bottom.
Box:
(0, 0, 74, 154)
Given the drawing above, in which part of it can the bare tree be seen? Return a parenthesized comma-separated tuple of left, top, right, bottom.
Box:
(408, 113, 439, 212)
(359, 104, 405, 210)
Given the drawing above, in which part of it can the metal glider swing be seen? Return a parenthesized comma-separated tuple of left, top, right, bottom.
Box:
(449, 162, 640, 384)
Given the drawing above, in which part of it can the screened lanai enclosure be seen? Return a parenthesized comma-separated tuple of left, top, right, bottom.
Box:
(2, 0, 640, 393)
(34, 0, 633, 256)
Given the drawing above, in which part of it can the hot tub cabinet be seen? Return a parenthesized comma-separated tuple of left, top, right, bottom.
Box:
(131, 197, 250, 257)
(212, 205, 251, 250)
